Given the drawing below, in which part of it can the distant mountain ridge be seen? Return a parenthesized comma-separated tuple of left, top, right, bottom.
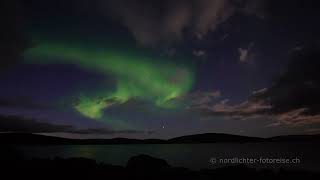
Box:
(0, 133, 319, 145)
(168, 133, 262, 143)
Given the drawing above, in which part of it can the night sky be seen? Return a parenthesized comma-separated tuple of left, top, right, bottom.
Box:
(1, 0, 320, 139)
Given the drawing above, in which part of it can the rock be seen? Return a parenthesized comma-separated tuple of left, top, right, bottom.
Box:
(126, 154, 170, 171)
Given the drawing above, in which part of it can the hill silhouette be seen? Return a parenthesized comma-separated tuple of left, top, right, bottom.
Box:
(0, 132, 319, 145)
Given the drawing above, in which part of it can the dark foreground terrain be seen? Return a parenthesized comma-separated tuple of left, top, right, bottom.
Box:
(1, 148, 319, 180)
(1, 133, 319, 179)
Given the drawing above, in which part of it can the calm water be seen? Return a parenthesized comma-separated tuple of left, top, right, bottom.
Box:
(17, 143, 320, 171)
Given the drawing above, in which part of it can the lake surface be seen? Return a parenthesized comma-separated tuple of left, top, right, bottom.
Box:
(17, 143, 320, 171)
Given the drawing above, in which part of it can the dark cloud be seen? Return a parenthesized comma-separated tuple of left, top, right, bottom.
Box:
(0, 115, 148, 135)
(241, 0, 268, 18)
(0, 0, 28, 72)
(9, 0, 288, 48)
(0, 96, 52, 110)
(193, 45, 320, 126)
(101, 0, 266, 45)
(4, 0, 317, 52)
(258, 45, 320, 115)
(0, 115, 73, 133)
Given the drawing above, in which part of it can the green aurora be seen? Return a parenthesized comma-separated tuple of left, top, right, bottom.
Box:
(25, 41, 195, 120)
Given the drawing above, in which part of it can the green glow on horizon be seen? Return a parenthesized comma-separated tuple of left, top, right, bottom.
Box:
(25, 41, 195, 120)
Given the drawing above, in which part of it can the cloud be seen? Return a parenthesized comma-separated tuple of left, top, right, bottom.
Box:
(242, 0, 268, 19)
(292, 46, 304, 52)
(238, 42, 255, 63)
(0, 97, 52, 110)
(193, 94, 271, 120)
(193, 92, 320, 127)
(177, 91, 221, 107)
(0, 115, 73, 133)
(0, 0, 28, 72)
(212, 99, 271, 116)
(258, 45, 320, 115)
(192, 50, 206, 57)
(6, 0, 269, 50)
(252, 88, 268, 95)
(274, 108, 320, 126)
(220, 33, 229, 41)
(163, 48, 177, 57)
(192, 44, 320, 126)
(238, 48, 249, 63)
(304, 128, 320, 135)
(0, 115, 148, 135)
(101, 0, 265, 45)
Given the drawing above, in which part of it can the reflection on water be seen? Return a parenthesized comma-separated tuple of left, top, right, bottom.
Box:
(18, 143, 320, 171)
